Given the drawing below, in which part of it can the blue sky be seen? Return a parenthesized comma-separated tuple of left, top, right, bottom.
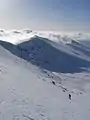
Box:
(0, 0, 90, 32)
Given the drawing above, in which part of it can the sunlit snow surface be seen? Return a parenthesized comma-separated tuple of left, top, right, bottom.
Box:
(0, 29, 90, 44)
(0, 30, 90, 120)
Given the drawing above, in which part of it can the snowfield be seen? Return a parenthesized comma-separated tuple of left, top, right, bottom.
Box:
(0, 30, 90, 120)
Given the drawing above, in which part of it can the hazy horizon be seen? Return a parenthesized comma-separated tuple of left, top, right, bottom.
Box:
(0, 0, 90, 32)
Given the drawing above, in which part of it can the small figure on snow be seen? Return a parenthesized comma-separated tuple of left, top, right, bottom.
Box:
(52, 81, 55, 85)
(69, 94, 71, 100)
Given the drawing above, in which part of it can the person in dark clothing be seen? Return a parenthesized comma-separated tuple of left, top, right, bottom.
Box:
(52, 81, 55, 85)
(69, 94, 71, 100)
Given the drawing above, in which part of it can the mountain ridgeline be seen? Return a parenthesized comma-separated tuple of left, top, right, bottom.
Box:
(0, 35, 90, 73)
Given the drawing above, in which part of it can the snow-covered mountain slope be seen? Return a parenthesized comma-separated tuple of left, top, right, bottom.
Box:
(1, 30, 90, 119)
(1, 35, 90, 120)
(0, 35, 90, 73)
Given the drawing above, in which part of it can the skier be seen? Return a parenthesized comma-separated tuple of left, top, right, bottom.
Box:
(69, 94, 71, 100)
(52, 81, 55, 85)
